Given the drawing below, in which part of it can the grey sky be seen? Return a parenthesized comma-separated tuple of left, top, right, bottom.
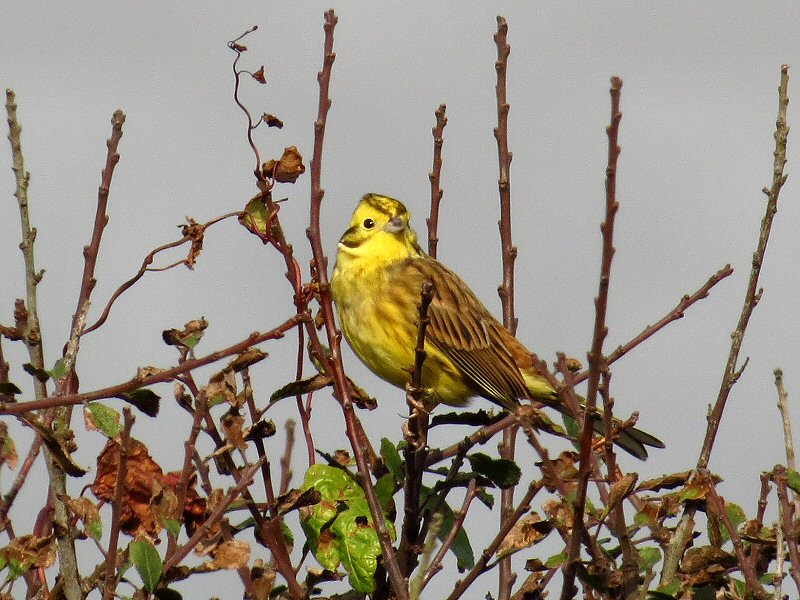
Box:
(2, 3, 799, 597)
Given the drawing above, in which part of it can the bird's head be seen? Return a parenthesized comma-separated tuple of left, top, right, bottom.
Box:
(337, 193, 421, 261)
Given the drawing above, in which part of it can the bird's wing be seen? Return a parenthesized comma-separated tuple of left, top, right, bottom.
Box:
(418, 259, 530, 409)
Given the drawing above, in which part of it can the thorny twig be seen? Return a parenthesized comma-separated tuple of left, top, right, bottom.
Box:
(446, 479, 542, 600)
(493, 16, 517, 600)
(563, 76, 624, 600)
(698, 64, 789, 469)
(427, 104, 447, 258)
(775, 368, 796, 470)
(662, 64, 791, 589)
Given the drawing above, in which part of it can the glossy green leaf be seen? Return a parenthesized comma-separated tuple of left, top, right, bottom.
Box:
(467, 452, 521, 489)
(130, 539, 162, 591)
(380, 438, 404, 485)
(300, 464, 395, 593)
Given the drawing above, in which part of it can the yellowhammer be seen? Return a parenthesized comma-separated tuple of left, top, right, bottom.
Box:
(330, 193, 663, 460)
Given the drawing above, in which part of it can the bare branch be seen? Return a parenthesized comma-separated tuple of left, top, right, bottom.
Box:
(427, 104, 447, 258)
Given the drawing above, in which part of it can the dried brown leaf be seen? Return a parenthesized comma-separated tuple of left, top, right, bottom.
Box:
(0, 534, 56, 572)
(497, 513, 552, 558)
(90, 438, 163, 538)
(636, 470, 693, 492)
(221, 412, 247, 451)
(275, 488, 322, 516)
(262, 146, 305, 183)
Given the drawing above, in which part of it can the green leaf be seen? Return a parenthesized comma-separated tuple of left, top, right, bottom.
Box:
(48, 358, 68, 380)
(374, 473, 397, 511)
(117, 388, 160, 417)
(545, 552, 567, 568)
(241, 196, 270, 238)
(130, 539, 162, 591)
(561, 413, 580, 439)
(786, 469, 800, 494)
(163, 519, 181, 538)
(87, 518, 103, 540)
(86, 402, 123, 438)
(649, 578, 681, 598)
(467, 453, 521, 489)
(436, 501, 474, 570)
(300, 464, 395, 594)
(637, 546, 661, 572)
(380, 438, 404, 485)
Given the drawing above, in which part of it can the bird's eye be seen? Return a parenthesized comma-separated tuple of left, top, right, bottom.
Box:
(363, 218, 375, 229)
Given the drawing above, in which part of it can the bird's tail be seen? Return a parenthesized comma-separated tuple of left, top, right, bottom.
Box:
(553, 402, 665, 461)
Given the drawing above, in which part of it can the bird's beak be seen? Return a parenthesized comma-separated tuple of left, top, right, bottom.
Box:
(383, 216, 406, 233)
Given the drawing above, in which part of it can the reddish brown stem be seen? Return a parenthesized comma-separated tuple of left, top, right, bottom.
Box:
(427, 104, 447, 258)
(102, 408, 135, 600)
(563, 76, 623, 600)
(1, 314, 307, 414)
(700, 470, 763, 595)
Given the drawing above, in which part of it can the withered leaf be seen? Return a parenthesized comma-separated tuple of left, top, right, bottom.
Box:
(270, 374, 332, 403)
(244, 419, 277, 442)
(497, 513, 553, 558)
(275, 488, 322, 516)
(601, 473, 638, 520)
(24, 418, 87, 476)
(180, 218, 205, 269)
(0, 422, 18, 470)
(637, 470, 693, 493)
(431, 409, 505, 427)
(251, 559, 276, 600)
(116, 388, 160, 417)
(91, 438, 163, 538)
(207, 539, 251, 570)
(221, 412, 247, 451)
(62, 496, 102, 539)
(262, 146, 305, 183)
(0, 534, 56, 572)
(262, 114, 283, 128)
(22, 362, 51, 382)
(681, 545, 736, 574)
(162, 318, 208, 349)
(227, 348, 268, 372)
(251, 66, 267, 84)
(206, 369, 238, 407)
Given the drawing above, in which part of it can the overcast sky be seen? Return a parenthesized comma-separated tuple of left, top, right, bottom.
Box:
(3, 3, 800, 598)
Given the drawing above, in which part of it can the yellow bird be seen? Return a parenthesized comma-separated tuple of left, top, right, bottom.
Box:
(330, 193, 663, 460)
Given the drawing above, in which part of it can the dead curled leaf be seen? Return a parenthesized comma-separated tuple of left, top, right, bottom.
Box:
(0, 534, 56, 572)
(497, 513, 553, 558)
(262, 146, 305, 183)
(207, 539, 251, 570)
(90, 438, 207, 539)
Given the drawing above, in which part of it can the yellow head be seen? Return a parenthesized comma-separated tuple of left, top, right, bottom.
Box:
(336, 193, 421, 264)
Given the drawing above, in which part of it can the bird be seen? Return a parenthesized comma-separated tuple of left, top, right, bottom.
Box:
(330, 193, 664, 460)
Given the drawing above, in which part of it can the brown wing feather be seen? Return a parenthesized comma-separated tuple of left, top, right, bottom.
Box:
(403, 257, 530, 409)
